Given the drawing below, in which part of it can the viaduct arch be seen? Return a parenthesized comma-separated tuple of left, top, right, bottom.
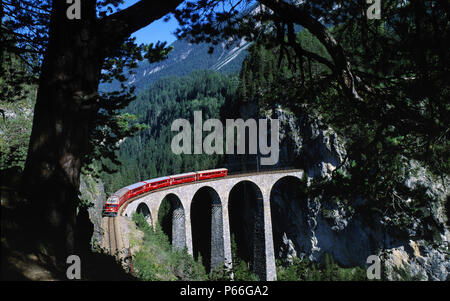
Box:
(123, 170, 304, 280)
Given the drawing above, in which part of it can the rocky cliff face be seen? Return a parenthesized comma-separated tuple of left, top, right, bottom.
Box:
(265, 107, 449, 280)
(79, 174, 106, 249)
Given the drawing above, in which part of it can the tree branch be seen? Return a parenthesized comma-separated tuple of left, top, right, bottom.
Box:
(258, 0, 364, 102)
(286, 22, 334, 71)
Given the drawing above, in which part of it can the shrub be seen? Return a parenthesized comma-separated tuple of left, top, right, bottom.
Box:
(132, 212, 207, 280)
(276, 253, 367, 281)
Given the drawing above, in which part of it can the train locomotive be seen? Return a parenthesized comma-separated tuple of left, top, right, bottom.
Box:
(103, 168, 228, 216)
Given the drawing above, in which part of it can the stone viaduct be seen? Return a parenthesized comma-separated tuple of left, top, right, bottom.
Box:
(122, 169, 304, 281)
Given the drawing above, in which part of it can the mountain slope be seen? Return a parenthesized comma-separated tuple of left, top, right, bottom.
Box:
(101, 38, 250, 93)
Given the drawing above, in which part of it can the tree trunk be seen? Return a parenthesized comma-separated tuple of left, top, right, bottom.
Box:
(21, 1, 102, 265)
(20, 0, 183, 269)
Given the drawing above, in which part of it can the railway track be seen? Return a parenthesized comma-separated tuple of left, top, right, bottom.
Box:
(108, 207, 135, 275)
(104, 213, 135, 275)
(107, 216, 118, 256)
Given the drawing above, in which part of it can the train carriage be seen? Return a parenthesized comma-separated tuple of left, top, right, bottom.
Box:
(196, 168, 228, 180)
(170, 172, 197, 185)
(126, 182, 147, 199)
(143, 176, 171, 191)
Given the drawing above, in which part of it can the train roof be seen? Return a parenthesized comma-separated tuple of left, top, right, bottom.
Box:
(111, 187, 129, 198)
(125, 182, 146, 190)
(144, 176, 170, 184)
(196, 168, 228, 174)
(170, 172, 197, 178)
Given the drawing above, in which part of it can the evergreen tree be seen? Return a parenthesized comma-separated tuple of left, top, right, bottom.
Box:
(2, 0, 183, 269)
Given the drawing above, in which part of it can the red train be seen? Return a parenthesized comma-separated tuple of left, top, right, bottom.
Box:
(103, 168, 228, 216)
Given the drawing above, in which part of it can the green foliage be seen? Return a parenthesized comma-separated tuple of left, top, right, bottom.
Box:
(232, 260, 259, 281)
(208, 263, 233, 281)
(276, 254, 367, 281)
(0, 47, 36, 170)
(143, 42, 173, 64)
(0, 98, 34, 170)
(236, 32, 330, 110)
(229, 234, 259, 281)
(132, 212, 207, 281)
(390, 265, 425, 281)
(205, 233, 259, 281)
